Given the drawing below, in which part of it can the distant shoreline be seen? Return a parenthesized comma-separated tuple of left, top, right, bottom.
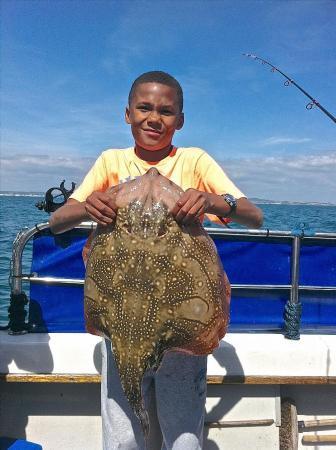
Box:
(250, 198, 336, 207)
(0, 192, 43, 198)
(0, 192, 335, 207)
(249, 198, 336, 207)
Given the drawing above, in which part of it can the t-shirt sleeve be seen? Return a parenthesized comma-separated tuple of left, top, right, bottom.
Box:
(70, 152, 110, 202)
(196, 151, 246, 198)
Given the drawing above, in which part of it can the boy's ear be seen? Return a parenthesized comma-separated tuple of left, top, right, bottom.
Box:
(125, 106, 131, 124)
(176, 113, 184, 130)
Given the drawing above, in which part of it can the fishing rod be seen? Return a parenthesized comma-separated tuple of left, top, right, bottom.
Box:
(243, 53, 336, 124)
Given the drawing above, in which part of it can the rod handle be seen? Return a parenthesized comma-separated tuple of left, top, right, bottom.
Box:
(302, 434, 336, 444)
(300, 418, 336, 429)
(205, 419, 274, 428)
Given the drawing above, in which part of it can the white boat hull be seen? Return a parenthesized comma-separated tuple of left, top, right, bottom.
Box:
(1, 332, 336, 449)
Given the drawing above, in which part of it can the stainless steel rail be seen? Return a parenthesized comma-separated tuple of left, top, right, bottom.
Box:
(11, 222, 336, 296)
(205, 227, 336, 239)
(17, 276, 336, 292)
(9, 221, 336, 337)
(10, 221, 95, 294)
(290, 237, 301, 304)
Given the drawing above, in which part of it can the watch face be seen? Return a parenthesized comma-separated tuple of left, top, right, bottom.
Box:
(224, 194, 237, 208)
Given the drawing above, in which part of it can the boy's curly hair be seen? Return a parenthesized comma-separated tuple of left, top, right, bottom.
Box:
(128, 71, 183, 112)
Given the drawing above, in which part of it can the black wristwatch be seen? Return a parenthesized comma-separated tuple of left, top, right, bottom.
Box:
(221, 193, 237, 216)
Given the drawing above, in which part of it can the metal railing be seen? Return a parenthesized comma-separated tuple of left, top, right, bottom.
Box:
(8, 222, 336, 338)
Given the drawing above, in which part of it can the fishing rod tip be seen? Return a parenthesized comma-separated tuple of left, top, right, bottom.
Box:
(243, 53, 257, 59)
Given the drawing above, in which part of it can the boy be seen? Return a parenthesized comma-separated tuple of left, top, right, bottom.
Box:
(50, 71, 263, 450)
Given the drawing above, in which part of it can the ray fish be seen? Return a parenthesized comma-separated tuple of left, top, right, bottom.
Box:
(84, 168, 230, 436)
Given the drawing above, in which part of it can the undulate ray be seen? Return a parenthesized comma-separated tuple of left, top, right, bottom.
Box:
(84, 168, 230, 436)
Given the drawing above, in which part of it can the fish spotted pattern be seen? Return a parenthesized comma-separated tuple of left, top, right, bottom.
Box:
(84, 168, 230, 436)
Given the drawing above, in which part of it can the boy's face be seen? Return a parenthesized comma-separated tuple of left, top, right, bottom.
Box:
(125, 82, 184, 152)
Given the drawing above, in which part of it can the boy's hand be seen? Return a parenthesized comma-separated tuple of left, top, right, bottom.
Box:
(85, 186, 120, 226)
(171, 189, 211, 225)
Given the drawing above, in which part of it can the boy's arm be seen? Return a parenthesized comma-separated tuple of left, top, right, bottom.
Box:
(173, 150, 263, 228)
(49, 189, 119, 234)
(172, 189, 263, 229)
(206, 193, 263, 228)
(49, 199, 88, 234)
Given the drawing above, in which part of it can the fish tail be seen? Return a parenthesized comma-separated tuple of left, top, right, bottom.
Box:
(136, 406, 150, 438)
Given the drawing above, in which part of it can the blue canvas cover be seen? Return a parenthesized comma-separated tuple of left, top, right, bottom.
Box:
(214, 236, 291, 330)
(299, 240, 336, 330)
(0, 437, 42, 450)
(29, 229, 89, 332)
(28, 229, 336, 333)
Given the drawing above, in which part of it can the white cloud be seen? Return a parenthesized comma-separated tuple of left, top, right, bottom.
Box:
(260, 136, 312, 146)
(1, 151, 335, 204)
(0, 154, 95, 192)
(2, 154, 92, 172)
(218, 151, 336, 203)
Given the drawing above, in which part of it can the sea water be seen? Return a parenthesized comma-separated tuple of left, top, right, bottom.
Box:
(1, 194, 335, 326)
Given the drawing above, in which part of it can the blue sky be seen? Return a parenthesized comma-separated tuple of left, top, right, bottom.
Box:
(1, 0, 335, 202)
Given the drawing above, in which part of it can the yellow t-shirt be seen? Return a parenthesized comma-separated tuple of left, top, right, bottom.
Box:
(70, 147, 245, 224)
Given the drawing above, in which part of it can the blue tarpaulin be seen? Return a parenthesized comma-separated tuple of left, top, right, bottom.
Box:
(0, 437, 42, 450)
(29, 229, 336, 333)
